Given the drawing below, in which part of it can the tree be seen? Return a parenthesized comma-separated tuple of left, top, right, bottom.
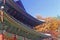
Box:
(33, 16, 60, 40)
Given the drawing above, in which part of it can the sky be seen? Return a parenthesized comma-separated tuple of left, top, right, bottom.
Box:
(21, 0, 60, 18)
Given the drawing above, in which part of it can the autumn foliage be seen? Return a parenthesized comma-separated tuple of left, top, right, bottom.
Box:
(33, 16, 60, 40)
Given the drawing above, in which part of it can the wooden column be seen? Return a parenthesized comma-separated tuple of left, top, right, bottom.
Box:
(0, 10, 4, 22)
(12, 34, 17, 40)
(0, 34, 4, 40)
(0, 30, 4, 40)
